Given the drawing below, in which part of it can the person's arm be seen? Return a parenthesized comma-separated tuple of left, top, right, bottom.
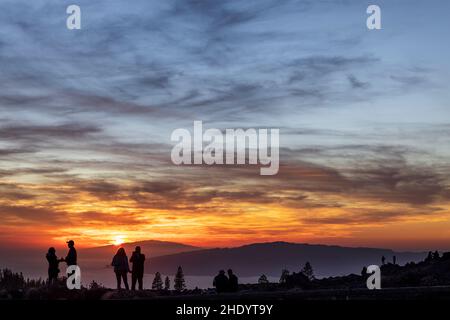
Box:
(130, 253, 134, 263)
(126, 257, 131, 273)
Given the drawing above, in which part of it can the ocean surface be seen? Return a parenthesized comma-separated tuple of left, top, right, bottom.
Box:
(1, 253, 277, 289)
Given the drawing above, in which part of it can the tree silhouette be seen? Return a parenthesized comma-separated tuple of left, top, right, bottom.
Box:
(0, 268, 45, 290)
(361, 266, 367, 277)
(433, 251, 440, 260)
(152, 272, 163, 290)
(164, 276, 170, 291)
(258, 274, 269, 284)
(174, 266, 186, 291)
(279, 269, 290, 284)
(301, 262, 315, 280)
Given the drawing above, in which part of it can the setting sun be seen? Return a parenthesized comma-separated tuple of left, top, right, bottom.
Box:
(112, 235, 126, 246)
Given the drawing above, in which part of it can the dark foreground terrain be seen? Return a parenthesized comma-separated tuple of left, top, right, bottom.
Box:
(2, 285, 450, 301)
(2, 250, 449, 300)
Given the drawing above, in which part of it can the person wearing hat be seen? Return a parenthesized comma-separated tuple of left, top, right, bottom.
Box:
(65, 240, 77, 266)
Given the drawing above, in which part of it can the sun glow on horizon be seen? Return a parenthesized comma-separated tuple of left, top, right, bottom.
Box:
(112, 235, 126, 246)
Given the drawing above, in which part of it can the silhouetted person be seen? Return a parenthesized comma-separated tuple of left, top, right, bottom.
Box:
(46, 247, 63, 286)
(213, 270, 228, 293)
(393, 255, 397, 265)
(130, 246, 145, 290)
(65, 240, 77, 279)
(112, 247, 130, 290)
(65, 240, 77, 266)
(227, 269, 238, 292)
(381, 255, 386, 265)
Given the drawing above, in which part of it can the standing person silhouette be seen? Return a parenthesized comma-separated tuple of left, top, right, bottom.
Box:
(46, 247, 64, 286)
(65, 240, 77, 266)
(227, 269, 239, 292)
(112, 247, 131, 290)
(64, 240, 78, 279)
(130, 246, 146, 290)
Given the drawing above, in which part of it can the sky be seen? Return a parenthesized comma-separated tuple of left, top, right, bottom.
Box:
(0, 0, 450, 251)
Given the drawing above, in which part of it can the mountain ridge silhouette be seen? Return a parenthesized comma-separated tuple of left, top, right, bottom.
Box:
(139, 241, 427, 277)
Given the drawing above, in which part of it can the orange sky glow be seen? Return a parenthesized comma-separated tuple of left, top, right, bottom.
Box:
(1, 168, 449, 251)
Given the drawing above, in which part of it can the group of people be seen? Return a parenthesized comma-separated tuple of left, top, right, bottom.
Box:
(213, 269, 239, 293)
(46, 240, 77, 285)
(45, 241, 146, 290)
(111, 246, 145, 290)
(46, 241, 240, 293)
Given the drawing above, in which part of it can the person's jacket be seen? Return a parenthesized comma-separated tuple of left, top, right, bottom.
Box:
(65, 247, 77, 266)
(130, 252, 145, 275)
(46, 253, 60, 273)
(112, 254, 130, 273)
(228, 274, 239, 292)
(213, 274, 228, 293)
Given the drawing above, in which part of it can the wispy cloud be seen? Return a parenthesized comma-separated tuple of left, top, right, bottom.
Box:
(0, 0, 449, 249)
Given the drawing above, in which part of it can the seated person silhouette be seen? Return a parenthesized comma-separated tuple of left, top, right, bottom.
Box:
(227, 269, 239, 292)
(213, 270, 229, 293)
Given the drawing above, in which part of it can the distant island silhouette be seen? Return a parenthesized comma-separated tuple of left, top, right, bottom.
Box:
(141, 241, 427, 277)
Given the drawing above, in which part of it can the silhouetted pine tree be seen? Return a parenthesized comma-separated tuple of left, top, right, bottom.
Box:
(433, 251, 440, 260)
(279, 269, 290, 283)
(258, 274, 269, 284)
(0, 268, 45, 290)
(152, 272, 163, 290)
(361, 266, 368, 277)
(301, 262, 315, 280)
(174, 266, 186, 291)
(164, 276, 170, 290)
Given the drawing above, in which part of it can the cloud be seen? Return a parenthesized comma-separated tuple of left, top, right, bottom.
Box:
(0, 122, 102, 143)
(347, 74, 369, 89)
(0, 204, 67, 225)
(300, 207, 445, 225)
(0, 183, 36, 200)
(0, 0, 448, 248)
(0, 147, 36, 156)
(75, 211, 144, 226)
